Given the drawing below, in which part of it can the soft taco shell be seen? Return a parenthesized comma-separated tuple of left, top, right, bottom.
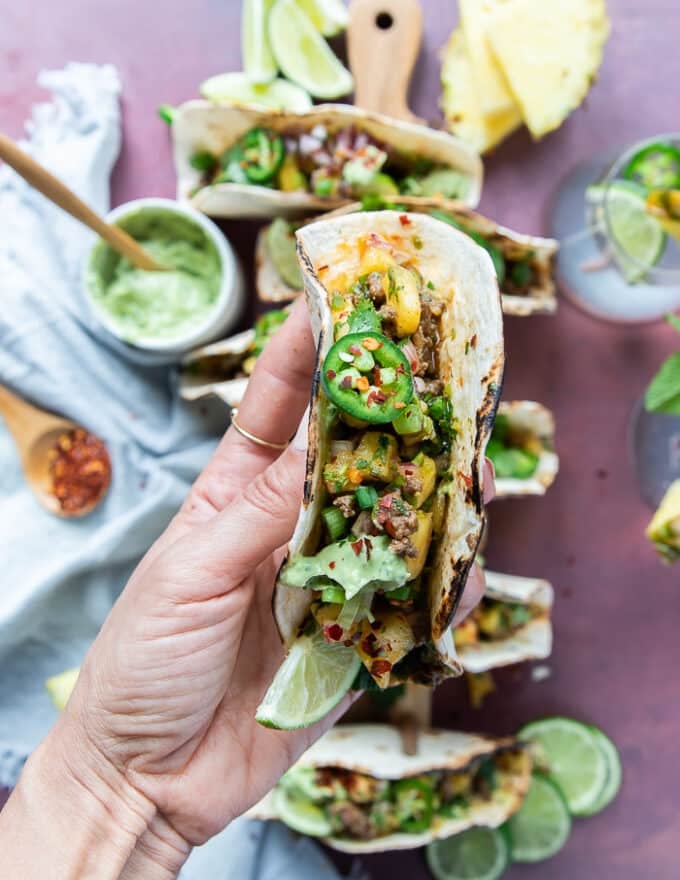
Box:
(172, 101, 482, 219)
(495, 400, 559, 497)
(256, 197, 557, 315)
(458, 570, 554, 673)
(273, 211, 504, 681)
(178, 329, 253, 407)
(248, 723, 531, 853)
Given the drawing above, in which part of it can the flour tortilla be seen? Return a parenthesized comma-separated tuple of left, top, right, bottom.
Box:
(273, 211, 504, 683)
(248, 723, 531, 853)
(172, 101, 482, 219)
(178, 328, 253, 407)
(256, 197, 557, 314)
(495, 400, 559, 497)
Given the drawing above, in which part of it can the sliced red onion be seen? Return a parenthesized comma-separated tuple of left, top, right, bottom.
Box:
(299, 133, 323, 155)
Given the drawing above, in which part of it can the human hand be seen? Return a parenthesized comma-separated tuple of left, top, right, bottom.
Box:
(0, 297, 492, 879)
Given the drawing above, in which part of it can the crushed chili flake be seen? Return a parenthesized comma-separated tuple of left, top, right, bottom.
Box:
(324, 623, 344, 642)
(48, 428, 111, 514)
(326, 369, 337, 381)
(361, 632, 379, 656)
(318, 264, 329, 271)
(364, 537, 373, 560)
(328, 561, 336, 570)
(366, 389, 387, 407)
(399, 214, 412, 227)
(470, 334, 478, 349)
(350, 538, 364, 556)
(370, 659, 392, 677)
(458, 471, 473, 490)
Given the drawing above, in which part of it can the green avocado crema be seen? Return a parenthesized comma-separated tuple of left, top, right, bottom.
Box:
(281, 536, 409, 601)
(88, 207, 222, 341)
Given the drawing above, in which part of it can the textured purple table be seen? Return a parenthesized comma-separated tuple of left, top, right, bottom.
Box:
(2, 1, 680, 877)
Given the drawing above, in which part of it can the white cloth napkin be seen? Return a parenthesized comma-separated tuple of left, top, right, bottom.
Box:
(0, 64, 342, 880)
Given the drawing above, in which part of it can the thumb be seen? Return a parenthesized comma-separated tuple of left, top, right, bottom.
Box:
(203, 410, 310, 582)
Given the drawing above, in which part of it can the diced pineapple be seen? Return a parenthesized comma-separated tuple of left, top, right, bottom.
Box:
(466, 671, 496, 709)
(387, 265, 421, 337)
(277, 153, 307, 192)
(409, 453, 437, 508)
(477, 604, 504, 638)
(353, 432, 399, 483)
(323, 449, 358, 494)
(355, 610, 415, 688)
(406, 511, 433, 579)
(453, 617, 479, 649)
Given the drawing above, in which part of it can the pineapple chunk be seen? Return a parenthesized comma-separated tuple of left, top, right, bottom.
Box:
(323, 449, 358, 494)
(355, 610, 415, 688)
(441, 28, 522, 154)
(409, 453, 437, 508)
(387, 265, 421, 337)
(453, 617, 479, 649)
(485, 0, 610, 138)
(406, 511, 433, 579)
(353, 432, 399, 484)
(477, 604, 504, 638)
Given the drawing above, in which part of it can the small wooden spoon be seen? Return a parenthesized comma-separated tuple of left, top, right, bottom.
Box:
(348, 0, 425, 125)
(0, 131, 166, 271)
(0, 385, 111, 518)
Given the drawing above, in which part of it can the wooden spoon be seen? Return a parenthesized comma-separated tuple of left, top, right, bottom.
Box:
(0, 385, 111, 518)
(348, 0, 425, 125)
(0, 132, 166, 271)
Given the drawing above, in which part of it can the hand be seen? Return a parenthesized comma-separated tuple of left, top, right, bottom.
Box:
(0, 297, 492, 879)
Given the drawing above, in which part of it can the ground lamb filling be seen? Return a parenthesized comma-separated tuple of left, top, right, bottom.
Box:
(280, 228, 476, 688)
(454, 598, 544, 649)
(279, 748, 527, 841)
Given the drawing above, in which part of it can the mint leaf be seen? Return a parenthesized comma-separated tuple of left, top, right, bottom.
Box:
(645, 352, 680, 413)
(666, 313, 680, 333)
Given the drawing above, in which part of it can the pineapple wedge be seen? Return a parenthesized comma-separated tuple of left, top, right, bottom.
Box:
(441, 29, 522, 154)
(646, 480, 680, 563)
(485, 0, 610, 138)
(458, 0, 518, 117)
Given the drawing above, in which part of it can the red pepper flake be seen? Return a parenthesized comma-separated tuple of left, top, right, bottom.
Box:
(373, 367, 382, 385)
(351, 538, 364, 557)
(340, 375, 354, 389)
(48, 428, 111, 514)
(343, 640, 354, 647)
(366, 389, 387, 407)
(399, 214, 412, 227)
(361, 632, 379, 656)
(318, 264, 329, 271)
(326, 369, 336, 381)
(325, 624, 344, 642)
(370, 659, 392, 677)
(348, 344, 362, 356)
(458, 471, 473, 490)
(470, 334, 477, 349)
(328, 561, 336, 570)
(364, 537, 373, 561)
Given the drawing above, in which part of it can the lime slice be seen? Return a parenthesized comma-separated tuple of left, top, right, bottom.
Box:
(269, 0, 354, 99)
(272, 787, 332, 836)
(200, 73, 312, 111)
(518, 717, 608, 816)
(45, 666, 80, 711)
(256, 628, 360, 729)
(580, 726, 623, 816)
(426, 827, 509, 880)
(605, 181, 666, 282)
(505, 773, 571, 863)
(242, 0, 278, 84)
(296, 0, 349, 36)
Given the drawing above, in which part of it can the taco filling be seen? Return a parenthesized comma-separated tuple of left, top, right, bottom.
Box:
(276, 747, 528, 841)
(196, 125, 470, 202)
(646, 479, 680, 563)
(279, 228, 480, 688)
(486, 411, 542, 480)
(454, 598, 544, 649)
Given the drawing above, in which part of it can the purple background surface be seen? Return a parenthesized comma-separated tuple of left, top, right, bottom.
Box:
(2, 1, 680, 877)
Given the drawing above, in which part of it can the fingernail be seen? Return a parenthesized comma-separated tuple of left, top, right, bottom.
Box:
(292, 408, 310, 451)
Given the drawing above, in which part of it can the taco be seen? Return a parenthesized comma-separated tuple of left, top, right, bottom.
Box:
(178, 309, 287, 406)
(487, 400, 558, 497)
(256, 197, 558, 316)
(256, 211, 503, 727)
(172, 102, 482, 218)
(646, 479, 680, 563)
(455, 570, 553, 672)
(248, 724, 531, 852)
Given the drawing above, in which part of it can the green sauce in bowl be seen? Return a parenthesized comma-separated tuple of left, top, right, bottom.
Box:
(87, 206, 223, 343)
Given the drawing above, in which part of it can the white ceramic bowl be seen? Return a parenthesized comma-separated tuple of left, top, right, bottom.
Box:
(83, 197, 244, 354)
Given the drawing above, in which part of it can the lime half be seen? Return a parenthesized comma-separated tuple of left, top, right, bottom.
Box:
(296, 0, 349, 36)
(518, 717, 608, 816)
(242, 0, 278, 83)
(505, 773, 571, 863)
(580, 726, 623, 816)
(269, 0, 354, 99)
(273, 787, 332, 836)
(256, 628, 360, 730)
(605, 181, 666, 282)
(200, 73, 312, 111)
(426, 827, 509, 880)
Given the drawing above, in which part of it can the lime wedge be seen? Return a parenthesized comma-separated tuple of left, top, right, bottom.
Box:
(296, 0, 349, 36)
(505, 773, 571, 863)
(272, 787, 333, 836)
(45, 666, 80, 711)
(426, 827, 509, 880)
(605, 181, 666, 282)
(242, 0, 278, 84)
(580, 726, 623, 816)
(256, 628, 360, 729)
(518, 717, 608, 816)
(200, 73, 312, 111)
(269, 0, 354, 99)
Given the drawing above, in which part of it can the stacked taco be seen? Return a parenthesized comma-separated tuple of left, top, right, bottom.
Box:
(256, 210, 504, 727)
(249, 724, 531, 852)
(487, 400, 559, 497)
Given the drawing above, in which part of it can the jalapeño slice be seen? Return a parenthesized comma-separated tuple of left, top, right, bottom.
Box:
(220, 127, 285, 185)
(322, 332, 413, 424)
(392, 777, 435, 833)
(623, 143, 680, 191)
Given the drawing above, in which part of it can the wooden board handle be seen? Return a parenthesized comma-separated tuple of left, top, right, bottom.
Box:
(0, 132, 164, 271)
(348, 0, 424, 123)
